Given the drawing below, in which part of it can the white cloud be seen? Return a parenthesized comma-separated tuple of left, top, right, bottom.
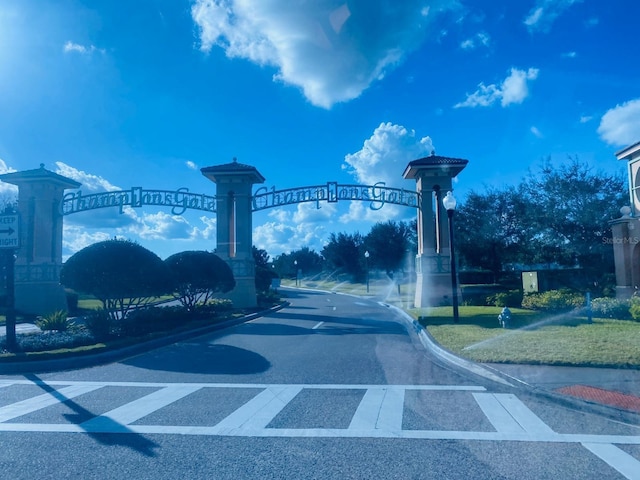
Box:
(253, 221, 327, 256)
(62, 225, 113, 258)
(562, 51, 577, 58)
(191, 0, 457, 108)
(292, 201, 336, 224)
(455, 67, 539, 108)
(523, 0, 583, 33)
(580, 115, 592, 123)
(460, 31, 490, 50)
(55, 162, 120, 192)
(0, 159, 18, 198)
(598, 98, 640, 147)
(131, 211, 195, 240)
(63, 41, 104, 55)
(186, 161, 198, 170)
(530, 126, 543, 138)
(342, 122, 433, 188)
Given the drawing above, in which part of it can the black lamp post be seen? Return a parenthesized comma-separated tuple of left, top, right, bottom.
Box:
(443, 191, 459, 324)
(364, 250, 370, 293)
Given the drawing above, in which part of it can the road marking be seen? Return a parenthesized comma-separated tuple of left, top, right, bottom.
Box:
(473, 393, 554, 434)
(349, 387, 404, 431)
(214, 385, 303, 431)
(81, 384, 203, 430)
(583, 443, 640, 480)
(0, 384, 103, 423)
(312, 321, 324, 330)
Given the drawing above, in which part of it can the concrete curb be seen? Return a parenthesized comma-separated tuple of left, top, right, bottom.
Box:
(0, 303, 288, 375)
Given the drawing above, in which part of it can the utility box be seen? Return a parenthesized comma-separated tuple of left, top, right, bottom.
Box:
(522, 271, 539, 293)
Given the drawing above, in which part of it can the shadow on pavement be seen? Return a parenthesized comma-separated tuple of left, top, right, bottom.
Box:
(122, 343, 271, 375)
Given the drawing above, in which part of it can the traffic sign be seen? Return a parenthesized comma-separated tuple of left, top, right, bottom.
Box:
(0, 214, 20, 249)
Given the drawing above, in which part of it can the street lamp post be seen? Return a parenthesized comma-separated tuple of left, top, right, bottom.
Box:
(364, 250, 370, 293)
(443, 191, 459, 324)
(294, 260, 298, 286)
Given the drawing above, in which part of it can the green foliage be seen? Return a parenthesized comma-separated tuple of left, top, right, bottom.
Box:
(117, 306, 186, 337)
(36, 311, 74, 332)
(487, 290, 523, 308)
(629, 296, 640, 321)
(321, 232, 365, 281)
(61, 239, 174, 320)
(521, 289, 585, 311)
(253, 246, 278, 293)
(364, 220, 414, 275)
(590, 297, 631, 319)
(83, 309, 112, 340)
(65, 290, 79, 314)
(165, 250, 235, 311)
(272, 247, 324, 279)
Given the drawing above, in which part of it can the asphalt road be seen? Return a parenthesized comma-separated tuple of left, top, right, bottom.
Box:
(1, 288, 639, 479)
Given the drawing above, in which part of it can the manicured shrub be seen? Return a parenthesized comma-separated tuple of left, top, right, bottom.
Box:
(590, 297, 631, 320)
(487, 290, 523, 308)
(629, 296, 640, 321)
(521, 289, 585, 311)
(12, 330, 96, 353)
(117, 306, 187, 337)
(83, 309, 113, 340)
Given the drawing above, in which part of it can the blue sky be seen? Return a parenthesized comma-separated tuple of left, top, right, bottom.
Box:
(0, 0, 639, 260)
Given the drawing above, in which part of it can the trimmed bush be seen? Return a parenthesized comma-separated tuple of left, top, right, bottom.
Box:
(629, 296, 640, 321)
(487, 290, 523, 308)
(521, 289, 585, 311)
(83, 309, 113, 340)
(590, 297, 631, 320)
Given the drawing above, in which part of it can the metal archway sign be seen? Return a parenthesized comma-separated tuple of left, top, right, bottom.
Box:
(60, 182, 420, 216)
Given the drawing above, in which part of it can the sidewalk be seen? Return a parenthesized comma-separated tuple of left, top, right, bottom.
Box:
(486, 363, 640, 415)
(0, 323, 41, 337)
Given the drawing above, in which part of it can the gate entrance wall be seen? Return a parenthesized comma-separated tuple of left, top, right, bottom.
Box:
(0, 154, 468, 315)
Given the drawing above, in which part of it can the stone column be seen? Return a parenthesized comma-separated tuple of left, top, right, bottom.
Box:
(403, 153, 468, 308)
(201, 159, 265, 309)
(0, 165, 81, 315)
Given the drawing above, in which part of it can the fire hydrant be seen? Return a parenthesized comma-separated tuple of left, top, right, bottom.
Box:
(498, 307, 511, 328)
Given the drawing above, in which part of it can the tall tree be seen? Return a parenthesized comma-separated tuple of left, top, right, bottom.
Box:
(321, 232, 365, 280)
(364, 220, 414, 276)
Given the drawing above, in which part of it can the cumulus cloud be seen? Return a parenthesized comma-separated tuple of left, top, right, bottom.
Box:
(523, 0, 582, 33)
(63, 41, 105, 54)
(340, 122, 431, 223)
(130, 211, 195, 240)
(253, 220, 328, 256)
(186, 161, 198, 170)
(191, 0, 457, 108)
(455, 67, 539, 108)
(598, 98, 640, 147)
(55, 162, 120, 192)
(342, 122, 433, 187)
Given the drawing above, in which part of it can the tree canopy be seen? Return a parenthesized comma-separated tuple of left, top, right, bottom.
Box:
(364, 220, 415, 276)
(455, 158, 626, 287)
(165, 250, 235, 311)
(61, 239, 173, 319)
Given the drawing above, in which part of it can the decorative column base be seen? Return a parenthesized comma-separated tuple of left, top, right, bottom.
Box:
(414, 255, 461, 308)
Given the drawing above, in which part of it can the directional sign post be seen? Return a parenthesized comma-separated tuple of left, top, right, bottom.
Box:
(0, 214, 19, 351)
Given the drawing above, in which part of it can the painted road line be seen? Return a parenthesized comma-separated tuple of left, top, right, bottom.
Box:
(214, 385, 303, 431)
(349, 387, 405, 431)
(2, 380, 488, 391)
(0, 384, 103, 423)
(312, 321, 324, 330)
(494, 393, 555, 434)
(582, 443, 640, 480)
(473, 393, 554, 435)
(81, 384, 203, 430)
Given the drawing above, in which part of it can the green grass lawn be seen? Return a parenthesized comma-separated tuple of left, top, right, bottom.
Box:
(413, 306, 640, 368)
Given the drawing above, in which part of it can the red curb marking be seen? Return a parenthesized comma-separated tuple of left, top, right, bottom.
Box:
(557, 385, 640, 413)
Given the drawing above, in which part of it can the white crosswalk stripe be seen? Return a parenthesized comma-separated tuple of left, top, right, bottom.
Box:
(0, 379, 639, 479)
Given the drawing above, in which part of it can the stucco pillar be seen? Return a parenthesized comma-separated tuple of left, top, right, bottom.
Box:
(403, 154, 468, 308)
(0, 165, 81, 315)
(201, 159, 265, 309)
